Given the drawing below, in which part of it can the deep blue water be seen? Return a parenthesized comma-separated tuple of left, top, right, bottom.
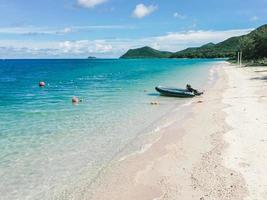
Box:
(0, 58, 218, 199)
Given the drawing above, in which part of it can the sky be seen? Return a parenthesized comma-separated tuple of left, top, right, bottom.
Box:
(0, 0, 266, 58)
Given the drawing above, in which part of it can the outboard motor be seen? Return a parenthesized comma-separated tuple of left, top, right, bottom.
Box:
(186, 84, 203, 95)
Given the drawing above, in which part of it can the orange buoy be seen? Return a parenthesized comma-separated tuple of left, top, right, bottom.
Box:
(72, 96, 79, 104)
(39, 81, 45, 87)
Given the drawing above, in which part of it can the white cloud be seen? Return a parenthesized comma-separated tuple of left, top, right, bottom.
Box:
(72, 25, 136, 30)
(0, 26, 73, 35)
(173, 12, 186, 19)
(0, 25, 135, 35)
(59, 40, 113, 54)
(95, 43, 113, 52)
(149, 28, 252, 51)
(133, 4, 157, 19)
(77, 0, 107, 8)
(62, 27, 72, 33)
(249, 16, 259, 21)
(0, 28, 253, 58)
(155, 29, 252, 44)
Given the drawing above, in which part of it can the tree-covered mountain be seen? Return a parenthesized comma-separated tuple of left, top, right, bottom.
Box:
(172, 24, 267, 59)
(238, 24, 267, 60)
(120, 24, 267, 61)
(120, 46, 172, 58)
(171, 35, 243, 58)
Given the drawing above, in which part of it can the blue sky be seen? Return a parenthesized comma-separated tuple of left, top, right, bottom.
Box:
(0, 0, 266, 58)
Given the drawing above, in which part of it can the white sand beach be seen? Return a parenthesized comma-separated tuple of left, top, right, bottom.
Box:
(82, 62, 267, 200)
(223, 65, 267, 200)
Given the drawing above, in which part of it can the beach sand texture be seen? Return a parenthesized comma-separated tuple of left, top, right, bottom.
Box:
(223, 65, 267, 200)
(74, 62, 266, 200)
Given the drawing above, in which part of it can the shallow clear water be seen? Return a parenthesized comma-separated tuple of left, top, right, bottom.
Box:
(0, 58, 219, 199)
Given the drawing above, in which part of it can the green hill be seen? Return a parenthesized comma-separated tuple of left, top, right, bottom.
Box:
(120, 46, 172, 58)
(238, 24, 267, 61)
(170, 36, 241, 58)
(171, 24, 267, 59)
(121, 24, 267, 61)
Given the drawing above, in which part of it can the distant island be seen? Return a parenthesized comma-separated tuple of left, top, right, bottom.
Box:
(88, 56, 97, 59)
(121, 47, 173, 59)
(121, 24, 267, 65)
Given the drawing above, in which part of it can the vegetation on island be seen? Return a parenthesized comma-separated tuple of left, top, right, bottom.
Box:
(121, 46, 172, 58)
(236, 25, 267, 65)
(120, 24, 267, 65)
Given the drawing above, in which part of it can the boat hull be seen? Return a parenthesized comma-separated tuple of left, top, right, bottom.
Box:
(155, 86, 195, 98)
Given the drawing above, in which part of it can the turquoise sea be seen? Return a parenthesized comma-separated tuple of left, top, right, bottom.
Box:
(0, 58, 219, 199)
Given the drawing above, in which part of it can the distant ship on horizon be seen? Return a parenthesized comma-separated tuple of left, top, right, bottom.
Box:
(88, 56, 97, 59)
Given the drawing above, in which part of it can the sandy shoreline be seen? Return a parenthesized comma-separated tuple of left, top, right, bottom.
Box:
(223, 65, 267, 199)
(67, 62, 267, 200)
